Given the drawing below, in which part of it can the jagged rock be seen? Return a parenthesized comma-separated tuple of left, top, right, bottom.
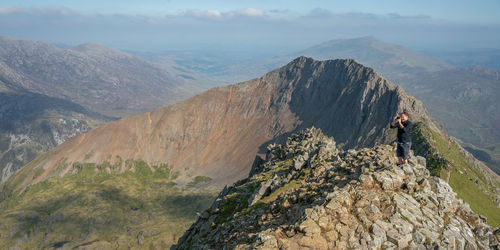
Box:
(137, 231, 144, 245)
(173, 128, 500, 249)
(293, 156, 307, 171)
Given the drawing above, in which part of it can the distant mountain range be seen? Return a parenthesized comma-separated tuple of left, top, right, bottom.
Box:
(145, 36, 500, 174)
(0, 36, 203, 117)
(1, 57, 498, 248)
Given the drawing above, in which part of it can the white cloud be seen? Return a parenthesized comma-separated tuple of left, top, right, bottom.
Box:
(0, 6, 26, 15)
(182, 8, 265, 20)
(30, 6, 79, 16)
(231, 8, 264, 17)
(0, 6, 79, 16)
(184, 9, 222, 19)
(386, 13, 430, 19)
(305, 8, 332, 18)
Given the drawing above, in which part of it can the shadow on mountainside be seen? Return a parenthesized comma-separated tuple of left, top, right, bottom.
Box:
(1, 181, 216, 248)
(256, 57, 402, 158)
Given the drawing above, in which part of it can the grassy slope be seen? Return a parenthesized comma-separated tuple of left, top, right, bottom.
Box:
(0, 160, 217, 249)
(412, 122, 500, 227)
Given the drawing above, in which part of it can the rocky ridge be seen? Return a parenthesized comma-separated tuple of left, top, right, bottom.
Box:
(174, 128, 500, 249)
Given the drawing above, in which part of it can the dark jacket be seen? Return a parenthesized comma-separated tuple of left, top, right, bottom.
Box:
(391, 120, 412, 143)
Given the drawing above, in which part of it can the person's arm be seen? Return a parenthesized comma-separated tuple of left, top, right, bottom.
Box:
(390, 116, 399, 128)
(397, 119, 404, 129)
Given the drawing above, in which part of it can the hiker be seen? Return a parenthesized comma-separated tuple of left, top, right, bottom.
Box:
(390, 111, 413, 165)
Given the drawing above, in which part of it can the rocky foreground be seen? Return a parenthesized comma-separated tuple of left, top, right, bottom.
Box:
(174, 127, 500, 249)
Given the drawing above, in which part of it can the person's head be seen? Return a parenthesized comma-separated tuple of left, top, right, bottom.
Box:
(401, 110, 410, 122)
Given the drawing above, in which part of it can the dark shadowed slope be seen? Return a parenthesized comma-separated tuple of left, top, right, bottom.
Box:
(0, 91, 111, 182)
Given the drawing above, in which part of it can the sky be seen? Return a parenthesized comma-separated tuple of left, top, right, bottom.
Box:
(1, 0, 499, 54)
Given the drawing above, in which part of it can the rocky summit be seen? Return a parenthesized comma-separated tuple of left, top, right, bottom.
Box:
(174, 128, 500, 249)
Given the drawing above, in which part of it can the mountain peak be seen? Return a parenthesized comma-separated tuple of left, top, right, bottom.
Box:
(283, 55, 318, 68)
(70, 43, 131, 57)
(70, 42, 108, 51)
(174, 127, 500, 249)
(281, 56, 369, 78)
(291, 55, 313, 63)
(288, 56, 360, 66)
(328, 35, 378, 43)
(294, 36, 452, 73)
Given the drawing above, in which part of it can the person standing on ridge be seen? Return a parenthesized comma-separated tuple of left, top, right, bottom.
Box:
(390, 110, 413, 165)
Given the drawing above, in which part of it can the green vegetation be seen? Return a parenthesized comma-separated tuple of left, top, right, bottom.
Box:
(412, 123, 448, 177)
(0, 160, 218, 249)
(186, 176, 213, 189)
(449, 170, 500, 227)
(211, 159, 305, 225)
(412, 122, 500, 227)
(214, 193, 250, 225)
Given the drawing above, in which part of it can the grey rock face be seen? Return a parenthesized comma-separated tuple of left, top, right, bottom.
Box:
(173, 128, 500, 249)
(0, 92, 108, 182)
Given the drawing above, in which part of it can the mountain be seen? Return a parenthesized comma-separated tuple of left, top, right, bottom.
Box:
(161, 36, 451, 84)
(0, 91, 111, 182)
(298, 38, 500, 175)
(1, 57, 499, 248)
(166, 36, 500, 174)
(3, 57, 433, 189)
(0, 36, 202, 116)
(217, 36, 452, 82)
(174, 128, 500, 249)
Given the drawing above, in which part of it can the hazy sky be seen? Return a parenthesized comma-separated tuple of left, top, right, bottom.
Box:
(3, 0, 500, 23)
(1, 0, 499, 53)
